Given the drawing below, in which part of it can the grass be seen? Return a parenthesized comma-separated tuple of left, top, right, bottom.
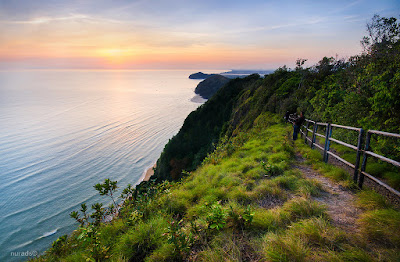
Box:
(359, 209, 400, 247)
(282, 197, 327, 220)
(261, 217, 349, 261)
(356, 189, 390, 211)
(34, 115, 400, 262)
(112, 215, 169, 260)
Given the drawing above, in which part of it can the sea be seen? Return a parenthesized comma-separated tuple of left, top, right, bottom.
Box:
(0, 69, 208, 261)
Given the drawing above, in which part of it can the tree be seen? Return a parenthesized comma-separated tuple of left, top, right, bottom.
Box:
(361, 14, 400, 53)
(295, 58, 307, 71)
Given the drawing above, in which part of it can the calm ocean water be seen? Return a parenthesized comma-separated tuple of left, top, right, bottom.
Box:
(0, 70, 206, 261)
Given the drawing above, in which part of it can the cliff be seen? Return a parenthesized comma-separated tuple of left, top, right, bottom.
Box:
(194, 74, 230, 99)
(153, 75, 258, 181)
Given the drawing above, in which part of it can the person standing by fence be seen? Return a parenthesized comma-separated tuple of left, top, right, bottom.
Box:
(293, 111, 305, 140)
(284, 111, 290, 122)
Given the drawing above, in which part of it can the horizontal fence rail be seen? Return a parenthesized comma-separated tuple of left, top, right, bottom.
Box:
(288, 114, 400, 198)
(360, 130, 400, 197)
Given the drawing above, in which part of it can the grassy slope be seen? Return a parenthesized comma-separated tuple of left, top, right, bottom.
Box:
(36, 114, 400, 261)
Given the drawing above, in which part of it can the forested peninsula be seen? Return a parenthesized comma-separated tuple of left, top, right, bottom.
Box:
(194, 74, 230, 99)
(35, 15, 400, 261)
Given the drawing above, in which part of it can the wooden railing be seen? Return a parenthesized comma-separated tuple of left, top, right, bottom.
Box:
(288, 115, 400, 198)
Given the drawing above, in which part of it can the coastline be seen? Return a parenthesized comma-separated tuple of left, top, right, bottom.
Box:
(108, 162, 157, 222)
(190, 94, 207, 103)
(142, 163, 157, 182)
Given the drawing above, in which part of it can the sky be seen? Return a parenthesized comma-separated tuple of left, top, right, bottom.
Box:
(0, 0, 399, 70)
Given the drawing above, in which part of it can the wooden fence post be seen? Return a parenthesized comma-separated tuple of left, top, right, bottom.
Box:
(300, 123, 303, 139)
(305, 121, 310, 145)
(324, 124, 332, 162)
(311, 122, 318, 149)
(323, 123, 331, 162)
(353, 128, 364, 184)
(359, 132, 371, 188)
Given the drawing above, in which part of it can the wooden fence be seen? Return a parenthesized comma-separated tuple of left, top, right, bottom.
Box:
(288, 114, 400, 198)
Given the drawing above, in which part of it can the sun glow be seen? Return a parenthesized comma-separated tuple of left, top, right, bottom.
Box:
(96, 48, 134, 64)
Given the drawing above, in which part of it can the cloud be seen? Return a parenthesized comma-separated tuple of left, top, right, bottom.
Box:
(0, 13, 122, 25)
(329, 0, 364, 14)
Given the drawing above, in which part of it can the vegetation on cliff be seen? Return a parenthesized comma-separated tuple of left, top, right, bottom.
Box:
(194, 74, 230, 99)
(154, 74, 259, 181)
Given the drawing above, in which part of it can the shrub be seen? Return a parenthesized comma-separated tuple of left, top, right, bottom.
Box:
(206, 202, 227, 231)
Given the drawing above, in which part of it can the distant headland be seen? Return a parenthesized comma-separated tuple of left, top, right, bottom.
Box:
(190, 70, 273, 99)
(188, 72, 215, 79)
(189, 70, 273, 80)
(194, 74, 230, 99)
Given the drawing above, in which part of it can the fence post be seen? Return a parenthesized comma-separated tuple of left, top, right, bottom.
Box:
(323, 123, 331, 162)
(353, 128, 364, 184)
(311, 122, 318, 149)
(325, 125, 332, 163)
(304, 121, 310, 145)
(300, 123, 303, 139)
(359, 131, 371, 188)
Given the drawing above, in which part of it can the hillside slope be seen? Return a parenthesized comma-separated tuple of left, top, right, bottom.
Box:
(153, 74, 260, 181)
(36, 115, 400, 261)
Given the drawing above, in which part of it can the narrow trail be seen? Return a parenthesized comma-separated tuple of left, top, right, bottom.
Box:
(293, 153, 361, 233)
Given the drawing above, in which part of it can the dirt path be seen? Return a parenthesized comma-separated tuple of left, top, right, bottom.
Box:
(293, 153, 361, 233)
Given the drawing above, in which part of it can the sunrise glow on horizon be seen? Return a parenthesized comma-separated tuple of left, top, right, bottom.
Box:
(1, 0, 399, 70)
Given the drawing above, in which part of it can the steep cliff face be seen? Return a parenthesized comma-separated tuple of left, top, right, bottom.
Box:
(194, 74, 230, 99)
(154, 75, 261, 181)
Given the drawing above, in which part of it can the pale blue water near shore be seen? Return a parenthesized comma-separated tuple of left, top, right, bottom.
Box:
(0, 70, 207, 261)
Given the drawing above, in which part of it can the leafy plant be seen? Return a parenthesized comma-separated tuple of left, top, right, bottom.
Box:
(163, 219, 192, 258)
(243, 205, 254, 225)
(121, 183, 135, 200)
(78, 224, 110, 261)
(206, 202, 227, 231)
(90, 203, 104, 226)
(69, 202, 107, 261)
(126, 210, 143, 226)
(261, 161, 283, 177)
(69, 203, 90, 226)
(50, 235, 68, 256)
(94, 179, 118, 214)
(228, 204, 254, 230)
